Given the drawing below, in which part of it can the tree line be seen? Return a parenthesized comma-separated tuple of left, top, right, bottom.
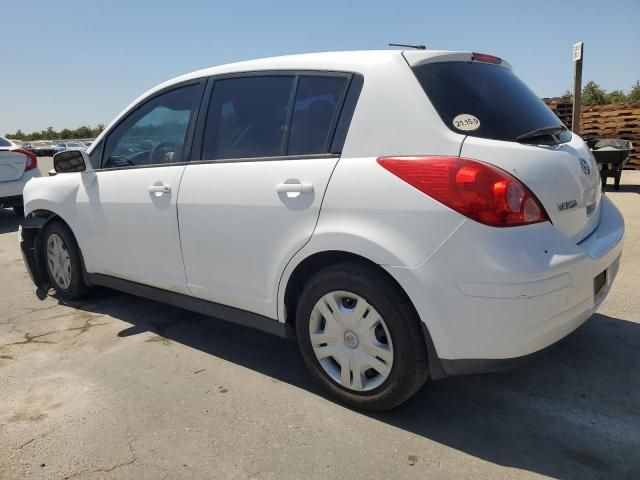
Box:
(564, 80, 640, 106)
(5, 125, 105, 142)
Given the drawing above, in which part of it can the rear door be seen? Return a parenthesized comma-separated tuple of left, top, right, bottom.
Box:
(178, 73, 353, 318)
(410, 58, 601, 242)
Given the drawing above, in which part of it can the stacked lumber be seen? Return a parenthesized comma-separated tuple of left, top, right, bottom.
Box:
(580, 103, 640, 169)
(544, 99, 573, 129)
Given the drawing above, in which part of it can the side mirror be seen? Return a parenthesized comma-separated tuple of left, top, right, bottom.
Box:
(53, 150, 89, 173)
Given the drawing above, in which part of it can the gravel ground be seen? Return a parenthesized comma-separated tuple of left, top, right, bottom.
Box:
(1, 170, 639, 480)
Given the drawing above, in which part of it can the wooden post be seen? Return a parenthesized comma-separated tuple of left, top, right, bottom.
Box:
(572, 42, 583, 134)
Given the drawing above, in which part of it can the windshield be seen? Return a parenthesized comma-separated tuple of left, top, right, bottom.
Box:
(412, 61, 571, 144)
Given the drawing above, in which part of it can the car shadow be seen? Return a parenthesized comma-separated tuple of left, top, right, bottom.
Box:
(0, 209, 21, 234)
(66, 288, 640, 479)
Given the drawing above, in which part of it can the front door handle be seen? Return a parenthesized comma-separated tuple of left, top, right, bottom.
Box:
(148, 184, 171, 194)
(276, 182, 314, 194)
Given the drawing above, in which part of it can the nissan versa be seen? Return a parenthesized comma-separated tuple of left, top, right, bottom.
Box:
(19, 50, 624, 410)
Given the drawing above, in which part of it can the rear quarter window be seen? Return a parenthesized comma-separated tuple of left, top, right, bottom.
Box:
(412, 62, 570, 143)
(288, 76, 348, 155)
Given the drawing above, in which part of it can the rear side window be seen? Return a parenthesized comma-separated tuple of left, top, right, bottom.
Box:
(288, 76, 348, 155)
(203, 76, 295, 160)
(413, 62, 570, 143)
(202, 74, 350, 160)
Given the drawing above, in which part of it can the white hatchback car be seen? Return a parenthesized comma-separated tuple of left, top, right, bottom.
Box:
(20, 50, 624, 410)
(0, 136, 40, 216)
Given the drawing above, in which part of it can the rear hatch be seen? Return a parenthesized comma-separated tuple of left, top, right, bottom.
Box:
(408, 55, 601, 242)
(0, 149, 28, 182)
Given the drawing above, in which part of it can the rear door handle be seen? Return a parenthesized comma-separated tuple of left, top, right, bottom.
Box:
(148, 184, 171, 194)
(276, 182, 314, 194)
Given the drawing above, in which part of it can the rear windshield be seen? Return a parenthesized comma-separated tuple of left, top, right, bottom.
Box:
(0, 137, 12, 147)
(412, 62, 571, 143)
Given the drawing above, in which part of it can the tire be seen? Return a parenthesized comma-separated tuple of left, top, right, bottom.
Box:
(43, 221, 90, 300)
(13, 205, 24, 217)
(296, 262, 429, 411)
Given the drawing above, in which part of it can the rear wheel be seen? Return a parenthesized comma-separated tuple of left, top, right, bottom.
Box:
(43, 221, 89, 300)
(296, 262, 429, 411)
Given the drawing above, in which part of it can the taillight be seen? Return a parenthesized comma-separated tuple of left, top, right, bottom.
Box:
(14, 148, 38, 172)
(471, 52, 502, 65)
(377, 156, 549, 227)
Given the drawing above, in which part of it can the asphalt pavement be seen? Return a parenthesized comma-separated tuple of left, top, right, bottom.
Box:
(1, 170, 639, 479)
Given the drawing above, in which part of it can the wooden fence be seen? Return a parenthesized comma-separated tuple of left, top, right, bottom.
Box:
(544, 100, 639, 168)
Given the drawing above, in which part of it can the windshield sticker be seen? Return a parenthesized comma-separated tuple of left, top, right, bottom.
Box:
(453, 114, 480, 131)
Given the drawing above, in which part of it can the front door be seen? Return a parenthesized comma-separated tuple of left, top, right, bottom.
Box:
(76, 83, 201, 293)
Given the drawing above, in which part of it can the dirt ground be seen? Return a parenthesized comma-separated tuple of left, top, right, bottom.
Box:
(1, 169, 639, 479)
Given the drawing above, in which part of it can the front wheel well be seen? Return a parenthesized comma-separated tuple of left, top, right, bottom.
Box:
(25, 210, 89, 289)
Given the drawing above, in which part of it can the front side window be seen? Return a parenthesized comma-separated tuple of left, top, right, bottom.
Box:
(88, 140, 104, 169)
(103, 84, 198, 168)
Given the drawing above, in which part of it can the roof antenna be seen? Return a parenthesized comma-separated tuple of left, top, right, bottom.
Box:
(388, 43, 426, 50)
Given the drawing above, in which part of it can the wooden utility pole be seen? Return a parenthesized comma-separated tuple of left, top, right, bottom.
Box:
(572, 42, 583, 133)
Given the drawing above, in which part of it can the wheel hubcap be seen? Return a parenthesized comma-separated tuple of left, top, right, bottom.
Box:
(46, 233, 72, 290)
(309, 291, 394, 392)
(344, 331, 359, 349)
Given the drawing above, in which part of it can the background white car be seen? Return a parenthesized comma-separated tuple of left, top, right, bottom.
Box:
(20, 50, 624, 410)
(0, 135, 40, 216)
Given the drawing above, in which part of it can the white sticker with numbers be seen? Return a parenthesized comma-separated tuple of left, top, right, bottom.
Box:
(452, 114, 480, 131)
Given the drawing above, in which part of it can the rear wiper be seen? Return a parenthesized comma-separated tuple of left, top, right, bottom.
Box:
(516, 125, 567, 143)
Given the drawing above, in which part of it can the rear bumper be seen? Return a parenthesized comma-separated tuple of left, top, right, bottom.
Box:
(0, 195, 23, 208)
(387, 195, 624, 376)
(0, 169, 41, 203)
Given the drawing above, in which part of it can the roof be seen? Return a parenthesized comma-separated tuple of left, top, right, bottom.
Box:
(91, 49, 507, 150)
(153, 49, 485, 92)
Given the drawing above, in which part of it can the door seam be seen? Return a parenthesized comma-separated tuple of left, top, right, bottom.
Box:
(274, 156, 342, 322)
(175, 164, 191, 293)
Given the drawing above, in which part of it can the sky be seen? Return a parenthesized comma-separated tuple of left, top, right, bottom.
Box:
(1, 0, 639, 136)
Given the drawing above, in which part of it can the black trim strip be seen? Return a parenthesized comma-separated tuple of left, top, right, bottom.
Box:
(439, 331, 574, 377)
(282, 75, 300, 154)
(86, 273, 295, 339)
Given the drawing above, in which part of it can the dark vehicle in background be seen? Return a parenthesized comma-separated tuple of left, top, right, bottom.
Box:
(30, 142, 61, 157)
(30, 140, 93, 157)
